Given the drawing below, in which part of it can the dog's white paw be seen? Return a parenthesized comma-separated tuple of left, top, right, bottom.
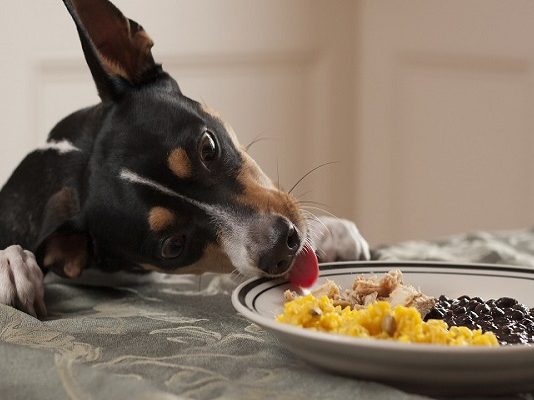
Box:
(308, 216, 370, 262)
(0, 245, 46, 317)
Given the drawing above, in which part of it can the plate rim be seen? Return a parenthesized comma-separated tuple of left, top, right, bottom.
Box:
(231, 260, 534, 354)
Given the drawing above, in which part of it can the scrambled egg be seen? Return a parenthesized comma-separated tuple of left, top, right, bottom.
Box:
(277, 295, 499, 347)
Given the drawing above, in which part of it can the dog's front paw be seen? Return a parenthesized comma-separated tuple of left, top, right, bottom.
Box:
(0, 245, 46, 317)
(309, 216, 370, 263)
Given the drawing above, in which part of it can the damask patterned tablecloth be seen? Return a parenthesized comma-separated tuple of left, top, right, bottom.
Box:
(2, 229, 534, 400)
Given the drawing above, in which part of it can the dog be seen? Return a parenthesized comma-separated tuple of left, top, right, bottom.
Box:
(0, 0, 369, 318)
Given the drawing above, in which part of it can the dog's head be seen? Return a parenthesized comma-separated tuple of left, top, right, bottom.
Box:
(51, 0, 312, 279)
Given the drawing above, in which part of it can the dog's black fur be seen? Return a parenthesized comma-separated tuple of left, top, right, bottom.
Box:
(0, 0, 369, 317)
(1, 0, 306, 280)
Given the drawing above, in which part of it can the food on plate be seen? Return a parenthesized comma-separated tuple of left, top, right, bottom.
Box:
(426, 295, 534, 344)
(284, 269, 436, 316)
(279, 269, 534, 346)
(277, 295, 498, 346)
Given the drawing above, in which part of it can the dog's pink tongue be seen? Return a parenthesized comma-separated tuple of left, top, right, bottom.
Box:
(288, 245, 319, 288)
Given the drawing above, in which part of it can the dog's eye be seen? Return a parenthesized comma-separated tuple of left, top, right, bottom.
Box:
(161, 234, 185, 259)
(199, 131, 219, 165)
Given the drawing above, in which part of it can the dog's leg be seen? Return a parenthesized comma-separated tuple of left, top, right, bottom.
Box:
(309, 216, 370, 262)
(0, 245, 46, 317)
(0, 135, 91, 317)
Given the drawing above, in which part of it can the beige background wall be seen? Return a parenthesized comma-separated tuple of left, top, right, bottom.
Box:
(355, 0, 534, 245)
(1, 1, 532, 248)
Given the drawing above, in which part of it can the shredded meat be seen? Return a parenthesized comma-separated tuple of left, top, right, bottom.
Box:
(287, 269, 436, 317)
(284, 289, 298, 302)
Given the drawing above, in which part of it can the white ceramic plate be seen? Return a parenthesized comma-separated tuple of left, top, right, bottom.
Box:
(232, 261, 534, 396)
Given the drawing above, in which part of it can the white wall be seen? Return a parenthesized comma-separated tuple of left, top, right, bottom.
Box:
(354, 0, 534, 245)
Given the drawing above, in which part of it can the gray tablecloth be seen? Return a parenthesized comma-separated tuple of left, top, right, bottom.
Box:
(3, 229, 534, 400)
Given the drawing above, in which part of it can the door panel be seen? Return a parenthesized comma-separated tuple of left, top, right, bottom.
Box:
(355, 1, 534, 244)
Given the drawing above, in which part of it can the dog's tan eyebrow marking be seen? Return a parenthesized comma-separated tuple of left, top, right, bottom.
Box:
(168, 148, 191, 178)
(148, 207, 175, 231)
(37, 140, 81, 154)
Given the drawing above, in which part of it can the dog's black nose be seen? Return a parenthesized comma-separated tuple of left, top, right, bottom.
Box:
(258, 217, 300, 275)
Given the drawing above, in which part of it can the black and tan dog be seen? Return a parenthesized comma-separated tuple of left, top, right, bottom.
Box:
(0, 0, 369, 317)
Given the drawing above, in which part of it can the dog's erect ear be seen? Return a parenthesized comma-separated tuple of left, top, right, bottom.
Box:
(63, 0, 159, 100)
(36, 187, 89, 278)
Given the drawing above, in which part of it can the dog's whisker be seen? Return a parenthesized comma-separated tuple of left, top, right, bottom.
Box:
(276, 158, 281, 191)
(294, 190, 313, 200)
(229, 268, 246, 283)
(245, 136, 272, 152)
(302, 220, 329, 243)
(287, 161, 338, 195)
(306, 231, 324, 244)
(301, 205, 340, 220)
(308, 226, 331, 243)
(303, 214, 320, 222)
(302, 236, 326, 258)
(301, 210, 321, 224)
(305, 225, 329, 241)
(232, 269, 241, 278)
(301, 208, 323, 223)
(303, 218, 325, 230)
(302, 209, 325, 225)
(301, 210, 332, 239)
(305, 236, 325, 256)
(301, 209, 322, 224)
(301, 205, 333, 215)
(298, 200, 332, 210)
